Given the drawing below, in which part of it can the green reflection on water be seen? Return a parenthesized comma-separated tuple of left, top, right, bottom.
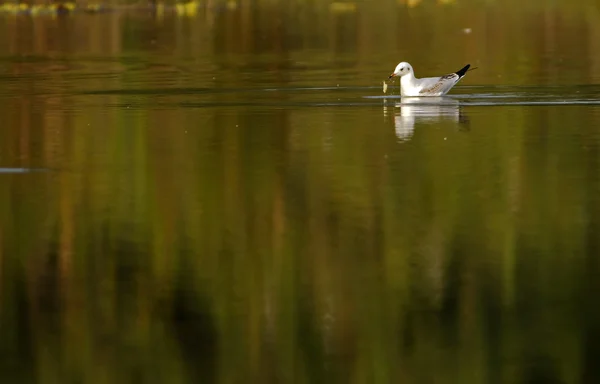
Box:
(1, 1, 600, 384)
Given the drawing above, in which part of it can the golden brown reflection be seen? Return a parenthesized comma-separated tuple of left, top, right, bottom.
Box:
(1, 2, 600, 384)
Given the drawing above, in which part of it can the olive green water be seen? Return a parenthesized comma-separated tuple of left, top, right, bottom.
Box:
(1, 2, 600, 383)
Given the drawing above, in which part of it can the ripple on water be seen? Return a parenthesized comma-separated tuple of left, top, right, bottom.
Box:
(65, 84, 600, 109)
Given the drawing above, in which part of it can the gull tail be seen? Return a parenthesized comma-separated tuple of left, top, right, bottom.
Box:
(455, 64, 471, 78)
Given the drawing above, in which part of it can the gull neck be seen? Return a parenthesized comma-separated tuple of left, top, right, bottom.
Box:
(400, 72, 417, 96)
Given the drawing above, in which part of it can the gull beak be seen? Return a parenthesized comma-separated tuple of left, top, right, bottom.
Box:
(388, 73, 396, 79)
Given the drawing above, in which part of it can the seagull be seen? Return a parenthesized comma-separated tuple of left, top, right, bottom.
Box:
(388, 62, 471, 97)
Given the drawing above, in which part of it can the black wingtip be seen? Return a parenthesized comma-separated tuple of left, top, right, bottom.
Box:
(456, 64, 470, 77)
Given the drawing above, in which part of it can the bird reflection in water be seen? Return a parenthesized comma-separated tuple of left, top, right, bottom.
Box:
(383, 97, 469, 141)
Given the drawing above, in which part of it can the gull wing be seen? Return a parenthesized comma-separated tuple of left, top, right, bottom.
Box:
(418, 64, 471, 96)
(418, 74, 459, 96)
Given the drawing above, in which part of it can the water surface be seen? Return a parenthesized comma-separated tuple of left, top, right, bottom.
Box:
(1, 2, 600, 383)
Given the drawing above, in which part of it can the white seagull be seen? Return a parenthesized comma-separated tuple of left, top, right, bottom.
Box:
(388, 62, 471, 97)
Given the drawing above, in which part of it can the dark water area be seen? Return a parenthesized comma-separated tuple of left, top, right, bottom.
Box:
(1, 1, 600, 383)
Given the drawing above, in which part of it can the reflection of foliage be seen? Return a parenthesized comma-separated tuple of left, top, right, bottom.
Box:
(0, 1, 600, 383)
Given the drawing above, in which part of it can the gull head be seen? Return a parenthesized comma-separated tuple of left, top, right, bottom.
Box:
(389, 62, 413, 79)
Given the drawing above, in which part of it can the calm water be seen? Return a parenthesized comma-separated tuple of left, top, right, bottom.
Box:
(1, 2, 600, 383)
